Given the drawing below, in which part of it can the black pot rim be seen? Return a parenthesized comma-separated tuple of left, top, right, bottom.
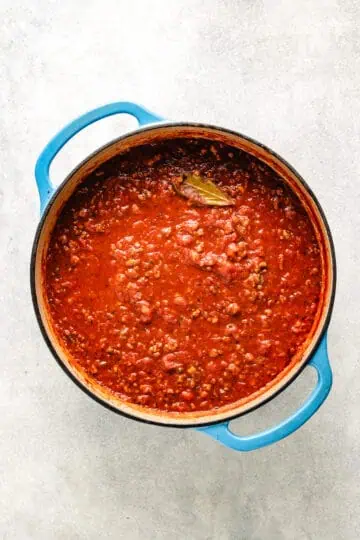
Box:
(30, 121, 337, 429)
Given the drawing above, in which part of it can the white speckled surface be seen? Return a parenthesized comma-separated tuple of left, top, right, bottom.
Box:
(1, 1, 359, 538)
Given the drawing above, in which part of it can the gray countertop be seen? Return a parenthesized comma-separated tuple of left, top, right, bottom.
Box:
(1, 1, 359, 539)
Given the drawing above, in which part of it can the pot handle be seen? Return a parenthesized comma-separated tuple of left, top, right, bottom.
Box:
(197, 334, 332, 451)
(35, 102, 162, 213)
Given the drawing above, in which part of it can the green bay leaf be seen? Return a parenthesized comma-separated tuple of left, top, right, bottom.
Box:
(172, 174, 234, 207)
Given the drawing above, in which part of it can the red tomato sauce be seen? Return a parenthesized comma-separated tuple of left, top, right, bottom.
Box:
(45, 139, 322, 413)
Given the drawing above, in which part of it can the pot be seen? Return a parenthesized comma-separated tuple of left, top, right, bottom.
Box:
(31, 101, 336, 451)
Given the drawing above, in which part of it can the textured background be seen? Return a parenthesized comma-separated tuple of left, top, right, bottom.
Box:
(1, 1, 359, 539)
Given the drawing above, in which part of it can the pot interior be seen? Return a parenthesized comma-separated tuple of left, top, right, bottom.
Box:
(32, 124, 335, 426)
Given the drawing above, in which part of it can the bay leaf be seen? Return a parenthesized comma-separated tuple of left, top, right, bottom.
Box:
(172, 174, 234, 207)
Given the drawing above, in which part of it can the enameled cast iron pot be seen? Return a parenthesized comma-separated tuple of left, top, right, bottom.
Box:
(31, 102, 336, 452)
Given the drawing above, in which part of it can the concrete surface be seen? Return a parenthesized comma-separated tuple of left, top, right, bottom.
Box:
(1, 1, 359, 538)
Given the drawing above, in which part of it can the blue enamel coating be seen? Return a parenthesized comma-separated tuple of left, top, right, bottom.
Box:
(35, 102, 162, 214)
(35, 102, 333, 451)
(198, 334, 332, 451)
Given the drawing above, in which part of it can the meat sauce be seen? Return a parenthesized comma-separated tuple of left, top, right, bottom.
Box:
(45, 139, 322, 413)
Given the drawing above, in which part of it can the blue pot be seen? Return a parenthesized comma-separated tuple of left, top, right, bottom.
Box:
(30, 102, 336, 452)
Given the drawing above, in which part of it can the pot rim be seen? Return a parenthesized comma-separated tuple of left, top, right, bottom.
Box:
(30, 121, 337, 428)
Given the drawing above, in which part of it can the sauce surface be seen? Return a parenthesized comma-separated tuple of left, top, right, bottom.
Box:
(45, 139, 322, 413)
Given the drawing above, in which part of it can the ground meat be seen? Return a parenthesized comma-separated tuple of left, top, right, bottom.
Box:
(45, 138, 322, 413)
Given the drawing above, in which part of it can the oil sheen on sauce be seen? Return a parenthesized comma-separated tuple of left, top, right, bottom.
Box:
(45, 139, 322, 413)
